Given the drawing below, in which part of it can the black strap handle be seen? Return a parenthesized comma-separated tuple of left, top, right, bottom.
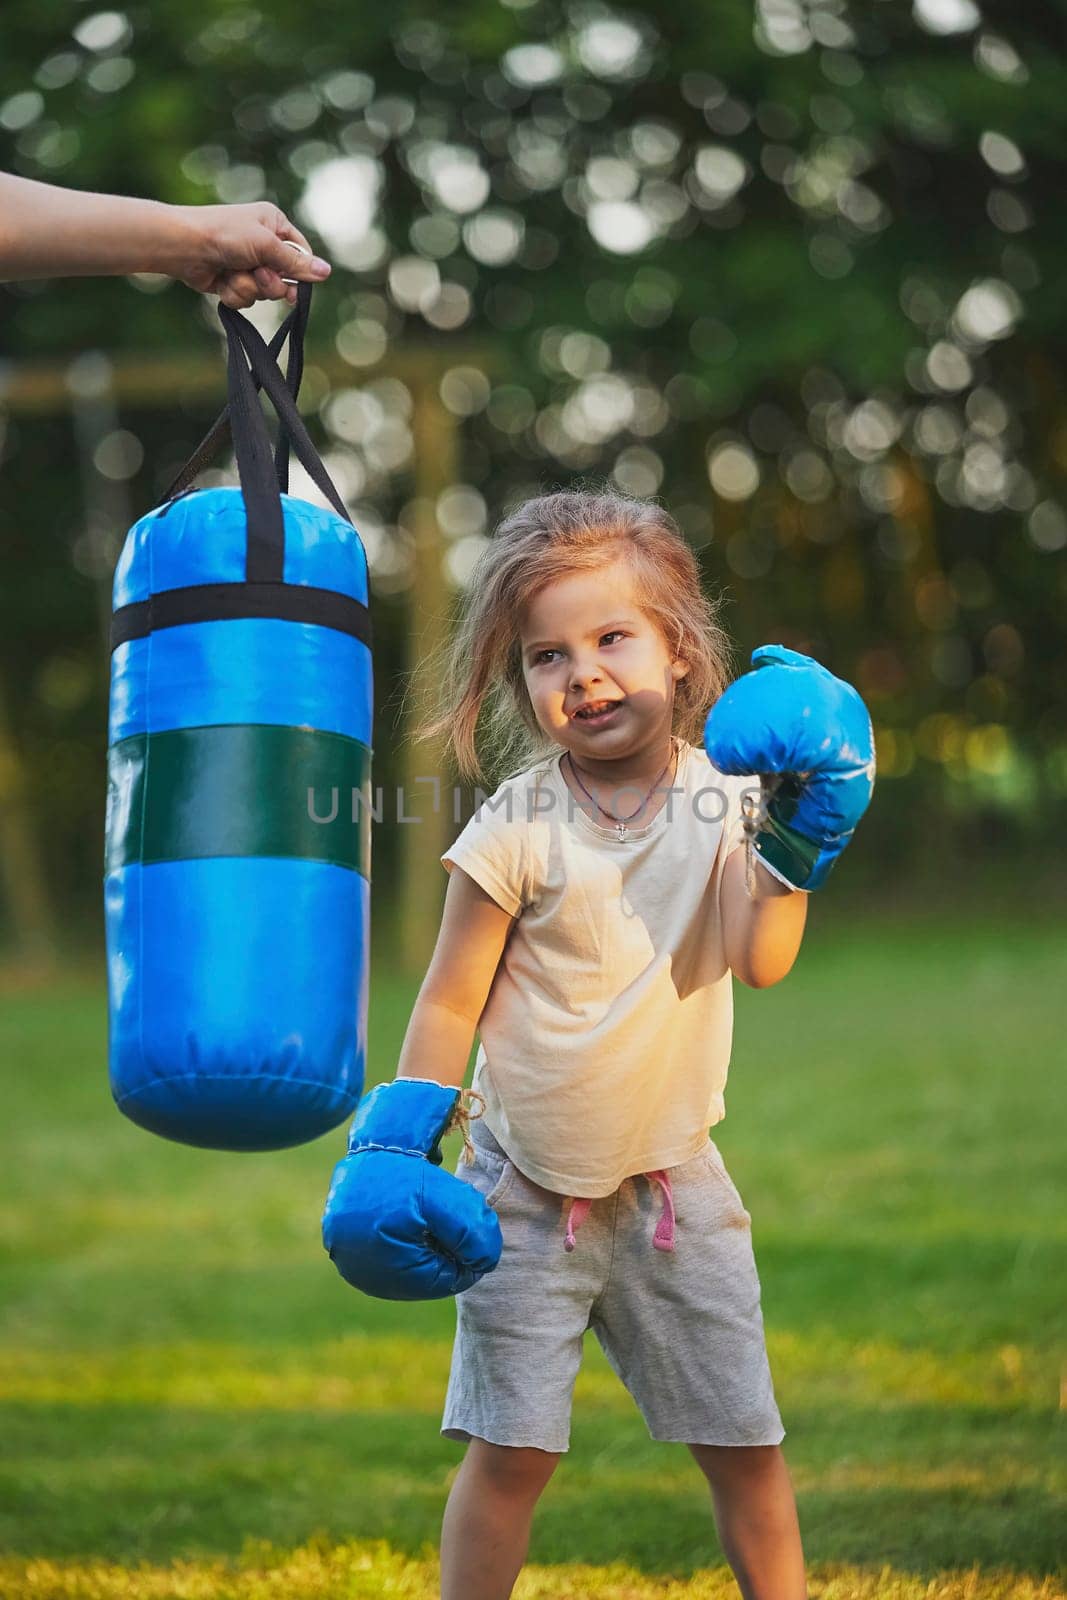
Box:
(220, 300, 351, 528)
(163, 281, 311, 504)
(158, 284, 353, 584)
(272, 281, 308, 492)
(220, 304, 288, 582)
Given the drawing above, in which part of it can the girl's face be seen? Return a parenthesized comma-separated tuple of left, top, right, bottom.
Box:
(519, 558, 689, 761)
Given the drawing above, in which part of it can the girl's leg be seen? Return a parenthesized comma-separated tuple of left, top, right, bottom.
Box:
(440, 1437, 562, 1600)
(687, 1442, 807, 1600)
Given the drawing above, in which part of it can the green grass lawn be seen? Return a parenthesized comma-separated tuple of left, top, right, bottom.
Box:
(0, 905, 1063, 1598)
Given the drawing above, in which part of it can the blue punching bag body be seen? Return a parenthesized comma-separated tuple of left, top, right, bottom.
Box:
(105, 288, 372, 1150)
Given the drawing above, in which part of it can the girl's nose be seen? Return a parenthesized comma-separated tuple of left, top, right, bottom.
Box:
(570, 655, 604, 688)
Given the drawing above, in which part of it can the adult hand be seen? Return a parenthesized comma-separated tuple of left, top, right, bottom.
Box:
(168, 201, 331, 308)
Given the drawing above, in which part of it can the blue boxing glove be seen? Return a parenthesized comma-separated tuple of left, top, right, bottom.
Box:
(704, 644, 876, 892)
(322, 1078, 503, 1300)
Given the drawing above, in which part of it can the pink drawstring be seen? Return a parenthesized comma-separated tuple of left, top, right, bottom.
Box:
(563, 1197, 592, 1251)
(644, 1169, 676, 1251)
(563, 1170, 675, 1253)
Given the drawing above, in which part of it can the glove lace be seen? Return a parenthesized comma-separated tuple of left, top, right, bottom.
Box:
(742, 774, 789, 896)
(741, 781, 765, 898)
(444, 1086, 487, 1166)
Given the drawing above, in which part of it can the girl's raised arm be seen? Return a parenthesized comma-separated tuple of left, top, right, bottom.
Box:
(721, 842, 808, 988)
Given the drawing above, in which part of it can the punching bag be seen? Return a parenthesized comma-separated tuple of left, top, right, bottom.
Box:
(104, 286, 372, 1150)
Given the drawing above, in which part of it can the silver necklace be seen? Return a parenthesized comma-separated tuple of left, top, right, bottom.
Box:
(566, 737, 679, 841)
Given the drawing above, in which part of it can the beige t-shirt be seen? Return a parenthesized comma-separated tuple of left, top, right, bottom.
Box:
(440, 739, 758, 1198)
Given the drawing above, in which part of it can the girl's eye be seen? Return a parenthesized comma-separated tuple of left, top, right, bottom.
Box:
(533, 631, 625, 666)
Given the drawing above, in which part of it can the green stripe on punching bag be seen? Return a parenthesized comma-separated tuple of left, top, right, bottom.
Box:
(106, 725, 372, 877)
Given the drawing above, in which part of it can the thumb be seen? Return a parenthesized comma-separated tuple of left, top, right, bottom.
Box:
(751, 643, 823, 674)
(421, 1165, 502, 1275)
(258, 230, 332, 282)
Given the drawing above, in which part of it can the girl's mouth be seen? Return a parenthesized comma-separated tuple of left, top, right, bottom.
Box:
(571, 701, 623, 728)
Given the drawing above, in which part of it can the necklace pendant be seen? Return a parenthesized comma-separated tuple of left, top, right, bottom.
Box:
(616, 821, 627, 841)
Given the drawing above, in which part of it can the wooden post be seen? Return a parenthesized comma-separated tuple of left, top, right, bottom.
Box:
(396, 378, 459, 978)
(0, 671, 58, 973)
(66, 353, 133, 672)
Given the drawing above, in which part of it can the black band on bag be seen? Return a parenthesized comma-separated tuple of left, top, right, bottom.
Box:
(106, 723, 373, 879)
(110, 580, 371, 652)
(162, 283, 310, 505)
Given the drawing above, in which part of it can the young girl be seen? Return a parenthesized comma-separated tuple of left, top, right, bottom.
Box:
(392, 488, 816, 1600)
(322, 483, 873, 1589)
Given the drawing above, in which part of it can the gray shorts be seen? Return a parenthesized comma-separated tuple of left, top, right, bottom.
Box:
(441, 1116, 786, 1454)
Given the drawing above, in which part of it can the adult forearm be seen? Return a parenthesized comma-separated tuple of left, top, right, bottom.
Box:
(0, 173, 195, 280)
(395, 995, 479, 1090)
(721, 843, 808, 988)
(0, 174, 330, 308)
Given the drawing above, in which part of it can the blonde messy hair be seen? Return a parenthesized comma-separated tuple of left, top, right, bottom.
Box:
(405, 487, 737, 786)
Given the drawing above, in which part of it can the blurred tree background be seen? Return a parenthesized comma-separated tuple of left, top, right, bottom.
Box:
(0, 0, 1065, 964)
